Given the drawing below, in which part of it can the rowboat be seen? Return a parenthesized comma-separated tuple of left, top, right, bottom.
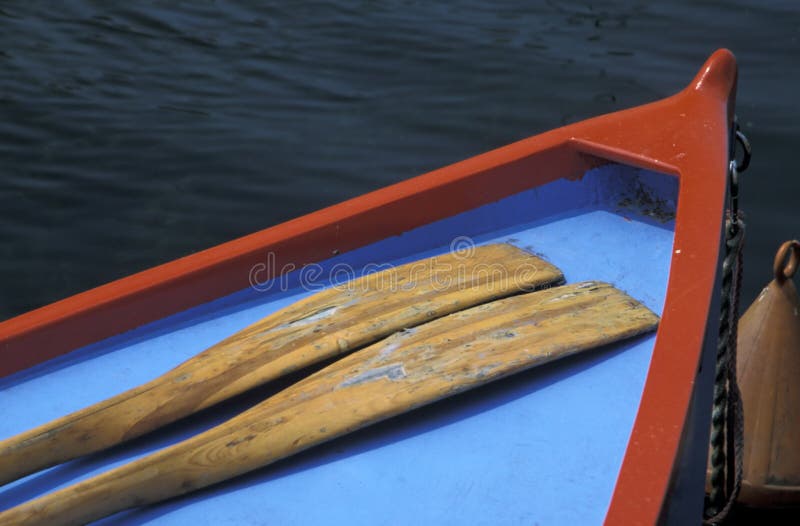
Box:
(0, 49, 737, 524)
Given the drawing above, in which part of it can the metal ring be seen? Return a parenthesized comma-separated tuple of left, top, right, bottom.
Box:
(728, 160, 739, 221)
(773, 240, 800, 282)
(734, 129, 751, 172)
(729, 160, 739, 191)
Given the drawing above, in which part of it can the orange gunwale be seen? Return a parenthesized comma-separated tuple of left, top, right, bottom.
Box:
(0, 50, 736, 524)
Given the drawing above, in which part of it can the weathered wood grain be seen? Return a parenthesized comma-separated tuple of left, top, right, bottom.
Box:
(0, 244, 562, 486)
(0, 281, 658, 526)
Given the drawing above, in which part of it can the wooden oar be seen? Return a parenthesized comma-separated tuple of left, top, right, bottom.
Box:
(0, 244, 562, 486)
(0, 281, 658, 526)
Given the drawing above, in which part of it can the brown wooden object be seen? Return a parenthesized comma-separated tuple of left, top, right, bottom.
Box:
(0, 281, 658, 525)
(0, 244, 562, 487)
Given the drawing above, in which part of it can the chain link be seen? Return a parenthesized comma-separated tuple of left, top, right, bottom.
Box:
(704, 120, 750, 524)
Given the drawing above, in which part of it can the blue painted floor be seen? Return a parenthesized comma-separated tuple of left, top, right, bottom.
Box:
(0, 164, 677, 525)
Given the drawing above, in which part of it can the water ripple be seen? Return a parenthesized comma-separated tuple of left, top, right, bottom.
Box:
(0, 0, 797, 319)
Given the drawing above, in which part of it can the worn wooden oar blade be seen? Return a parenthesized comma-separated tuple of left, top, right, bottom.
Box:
(0, 244, 562, 486)
(0, 281, 658, 526)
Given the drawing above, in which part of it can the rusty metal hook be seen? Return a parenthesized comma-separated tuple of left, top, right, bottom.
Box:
(773, 240, 800, 283)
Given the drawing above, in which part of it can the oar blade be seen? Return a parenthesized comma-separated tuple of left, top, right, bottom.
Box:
(0, 244, 562, 486)
(0, 282, 658, 526)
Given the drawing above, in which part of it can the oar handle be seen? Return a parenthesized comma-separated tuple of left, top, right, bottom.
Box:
(0, 445, 187, 526)
(0, 399, 305, 526)
(0, 374, 196, 486)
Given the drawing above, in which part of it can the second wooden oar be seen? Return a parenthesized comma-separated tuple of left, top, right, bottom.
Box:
(0, 281, 658, 526)
(0, 243, 562, 485)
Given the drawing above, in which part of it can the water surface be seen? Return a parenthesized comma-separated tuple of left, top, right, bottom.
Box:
(1, 1, 798, 319)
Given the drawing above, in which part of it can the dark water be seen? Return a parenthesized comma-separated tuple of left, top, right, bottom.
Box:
(1, 1, 798, 320)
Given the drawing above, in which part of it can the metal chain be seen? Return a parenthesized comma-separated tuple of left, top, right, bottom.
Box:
(704, 123, 751, 524)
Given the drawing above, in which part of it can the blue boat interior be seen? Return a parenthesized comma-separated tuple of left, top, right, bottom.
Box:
(0, 163, 678, 525)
